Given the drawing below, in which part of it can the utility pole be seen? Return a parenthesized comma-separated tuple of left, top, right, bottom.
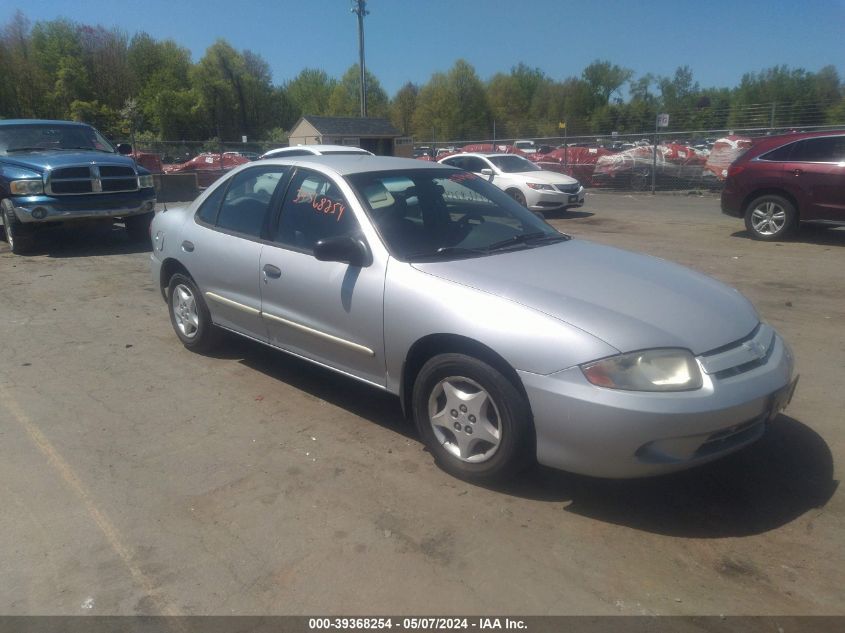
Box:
(351, 0, 368, 117)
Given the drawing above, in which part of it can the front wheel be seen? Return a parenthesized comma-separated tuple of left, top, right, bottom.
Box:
(507, 189, 527, 207)
(167, 273, 220, 352)
(744, 195, 797, 241)
(412, 353, 533, 482)
(2, 199, 34, 254)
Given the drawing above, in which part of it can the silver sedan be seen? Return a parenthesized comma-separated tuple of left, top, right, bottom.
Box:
(150, 155, 797, 481)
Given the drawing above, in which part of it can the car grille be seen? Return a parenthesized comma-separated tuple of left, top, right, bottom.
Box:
(46, 165, 138, 195)
(554, 183, 580, 194)
(698, 323, 775, 379)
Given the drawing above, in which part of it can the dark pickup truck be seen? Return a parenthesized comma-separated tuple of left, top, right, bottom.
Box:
(0, 119, 157, 254)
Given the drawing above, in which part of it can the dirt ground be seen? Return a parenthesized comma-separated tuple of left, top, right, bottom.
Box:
(0, 191, 842, 616)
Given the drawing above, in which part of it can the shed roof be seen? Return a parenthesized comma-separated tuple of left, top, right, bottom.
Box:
(294, 116, 400, 137)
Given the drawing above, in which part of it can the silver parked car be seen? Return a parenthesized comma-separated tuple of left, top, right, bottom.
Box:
(150, 156, 797, 481)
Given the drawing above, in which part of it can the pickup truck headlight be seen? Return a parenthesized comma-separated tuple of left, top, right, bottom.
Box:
(10, 179, 44, 195)
(138, 174, 155, 189)
(581, 349, 703, 392)
(526, 182, 555, 191)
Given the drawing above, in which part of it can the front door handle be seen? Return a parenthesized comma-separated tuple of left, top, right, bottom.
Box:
(792, 168, 803, 176)
(181, 240, 194, 252)
(262, 264, 282, 280)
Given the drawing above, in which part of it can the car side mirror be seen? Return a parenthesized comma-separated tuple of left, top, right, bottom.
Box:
(313, 235, 372, 267)
(117, 143, 133, 155)
(480, 168, 494, 178)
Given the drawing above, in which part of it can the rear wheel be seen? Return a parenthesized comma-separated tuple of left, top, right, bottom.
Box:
(167, 273, 220, 352)
(744, 195, 797, 241)
(412, 353, 533, 482)
(125, 212, 154, 242)
(1, 199, 34, 254)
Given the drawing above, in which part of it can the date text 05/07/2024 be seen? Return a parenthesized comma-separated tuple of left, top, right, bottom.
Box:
(308, 617, 528, 630)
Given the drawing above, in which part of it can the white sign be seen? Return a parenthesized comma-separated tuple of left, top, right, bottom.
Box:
(611, 131, 619, 137)
(657, 113, 670, 128)
(241, 135, 247, 143)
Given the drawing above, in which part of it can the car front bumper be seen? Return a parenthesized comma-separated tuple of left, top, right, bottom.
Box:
(519, 331, 795, 478)
(526, 186, 585, 211)
(9, 190, 157, 224)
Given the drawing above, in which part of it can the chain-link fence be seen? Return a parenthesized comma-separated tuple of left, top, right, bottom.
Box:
(121, 123, 844, 198)
(416, 124, 845, 193)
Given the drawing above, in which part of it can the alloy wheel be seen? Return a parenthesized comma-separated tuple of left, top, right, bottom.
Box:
(750, 201, 787, 236)
(172, 284, 199, 338)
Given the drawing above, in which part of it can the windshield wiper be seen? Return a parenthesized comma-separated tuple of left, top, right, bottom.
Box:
(486, 231, 570, 252)
(5, 146, 47, 153)
(406, 245, 489, 261)
(55, 146, 113, 153)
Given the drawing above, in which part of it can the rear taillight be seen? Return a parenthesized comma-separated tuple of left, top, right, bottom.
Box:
(727, 163, 747, 179)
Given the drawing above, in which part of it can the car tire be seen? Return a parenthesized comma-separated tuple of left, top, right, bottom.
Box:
(1, 199, 34, 255)
(125, 212, 154, 243)
(744, 195, 798, 241)
(507, 189, 527, 207)
(167, 273, 220, 352)
(412, 353, 533, 482)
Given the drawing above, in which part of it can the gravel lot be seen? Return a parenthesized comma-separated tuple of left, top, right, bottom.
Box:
(0, 191, 842, 615)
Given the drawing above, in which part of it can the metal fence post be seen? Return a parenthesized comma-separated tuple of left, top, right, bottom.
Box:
(652, 118, 658, 194)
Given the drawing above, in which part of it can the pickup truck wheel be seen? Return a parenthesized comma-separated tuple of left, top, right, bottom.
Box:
(125, 212, 154, 243)
(744, 195, 797, 241)
(167, 273, 220, 352)
(2, 200, 34, 255)
(412, 353, 533, 482)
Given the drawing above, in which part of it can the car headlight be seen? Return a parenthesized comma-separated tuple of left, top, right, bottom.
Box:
(138, 174, 155, 189)
(581, 349, 703, 392)
(526, 182, 555, 191)
(10, 179, 44, 195)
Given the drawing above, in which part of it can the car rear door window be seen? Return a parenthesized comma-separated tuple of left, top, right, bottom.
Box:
(215, 166, 288, 238)
(196, 179, 228, 224)
(790, 136, 845, 163)
(760, 142, 795, 162)
(274, 169, 360, 252)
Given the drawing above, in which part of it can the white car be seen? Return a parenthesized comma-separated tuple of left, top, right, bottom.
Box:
(439, 153, 585, 213)
(259, 144, 373, 160)
(513, 140, 538, 154)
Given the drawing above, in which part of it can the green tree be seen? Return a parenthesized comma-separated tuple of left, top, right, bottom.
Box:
(327, 64, 389, 117)
(285, 68, 336, 117)
(582, 60, 633, 106)
(390, 82, 418, 135)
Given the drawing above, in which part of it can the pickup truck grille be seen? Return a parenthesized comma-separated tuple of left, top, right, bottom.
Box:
(46, 165, 138, 195)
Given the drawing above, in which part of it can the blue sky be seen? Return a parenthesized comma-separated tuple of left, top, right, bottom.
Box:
(3, 0, 844, 96)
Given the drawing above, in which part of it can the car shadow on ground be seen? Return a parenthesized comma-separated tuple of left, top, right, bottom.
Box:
(2, 224, 153, 258)
(543, 209, 595, 220)
(205, 333, 836, 538)
(206, 332, 416, 441)
(489, 414, 837, 538)
(731, 224, 845, 247)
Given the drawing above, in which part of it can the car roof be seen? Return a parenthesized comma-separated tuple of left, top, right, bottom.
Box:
(264, 144, 372, 155)
(441, 153, 525, 159)
(0, 119, 92, 127)
(257, 154, 455, 176)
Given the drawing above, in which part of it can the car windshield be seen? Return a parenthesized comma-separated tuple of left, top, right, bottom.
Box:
(0, 123, 115, 155)
(487, 155, 541, 173)
(347, 168, 567, 262)
(320, 150, 370, 155)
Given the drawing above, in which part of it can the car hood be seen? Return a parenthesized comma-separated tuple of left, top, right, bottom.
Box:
(1, 151, 135, 173)
(412, 240, 758, 355)
(511, 170, 579, 185)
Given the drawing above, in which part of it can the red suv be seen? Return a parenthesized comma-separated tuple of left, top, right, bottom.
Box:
(721, 130, 845, 240)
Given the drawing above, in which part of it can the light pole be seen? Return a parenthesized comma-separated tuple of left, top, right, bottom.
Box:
(351, 0, 368, 117)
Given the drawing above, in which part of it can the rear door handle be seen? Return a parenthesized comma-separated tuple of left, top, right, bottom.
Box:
(262, 264, 282, 280)
(792, 169, 803, 176)
(181, 240, 194, 252)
